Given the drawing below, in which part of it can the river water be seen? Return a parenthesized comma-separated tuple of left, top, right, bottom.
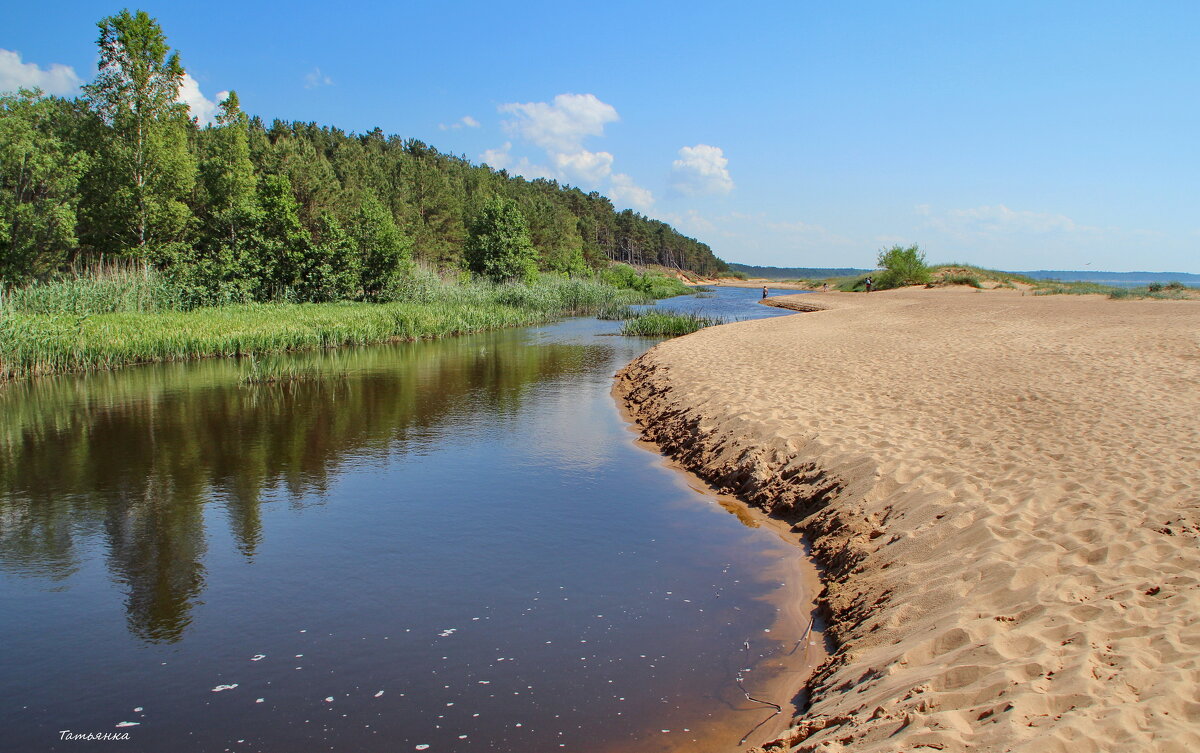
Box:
(0, 286, 811, 753)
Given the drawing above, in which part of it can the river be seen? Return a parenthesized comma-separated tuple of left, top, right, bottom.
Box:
(0, 286, 815, 753)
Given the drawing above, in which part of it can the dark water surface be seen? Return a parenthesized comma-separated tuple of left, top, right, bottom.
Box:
(0, 287, 806, 753)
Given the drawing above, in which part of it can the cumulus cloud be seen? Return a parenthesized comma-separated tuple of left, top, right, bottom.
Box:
(304, 67, 333, 89)
(608, 173, 654, 211)
(500, 93, 618, 153)
(440, 115, 481, 131)
(552, 149, 614, 184)
(670, 144, 734, 196)
(487, 92, 652, 209)
(481, 143, 513, 169)
(0, 49, 227, 127)
(479, 142, 554, 180)
(921, 204, 1084, 238)
(0, 48, 81, 95)
(178, 72, 228, 126)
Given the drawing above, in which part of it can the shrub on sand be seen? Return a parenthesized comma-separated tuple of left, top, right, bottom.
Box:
(875, 245, 931, 289)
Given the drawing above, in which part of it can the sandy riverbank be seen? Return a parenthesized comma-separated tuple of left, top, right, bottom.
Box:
(615, 286, 1199, 752)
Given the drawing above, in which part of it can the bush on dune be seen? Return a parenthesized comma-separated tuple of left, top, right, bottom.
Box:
(875, 244, 931, 289)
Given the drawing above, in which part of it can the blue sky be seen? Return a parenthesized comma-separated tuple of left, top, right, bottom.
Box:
(5, 1, 1197, 272)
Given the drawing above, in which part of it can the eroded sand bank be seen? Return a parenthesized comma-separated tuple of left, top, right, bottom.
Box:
(615, 287, 1199, 752)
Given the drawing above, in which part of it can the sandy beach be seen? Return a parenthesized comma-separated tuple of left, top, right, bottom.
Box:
(616, 286, 1199, 752)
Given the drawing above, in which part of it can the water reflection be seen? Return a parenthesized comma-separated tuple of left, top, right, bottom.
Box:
(0, 331, 599, 642)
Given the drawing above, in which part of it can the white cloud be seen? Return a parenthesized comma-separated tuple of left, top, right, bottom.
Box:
(304, 67, 333, 88)
(670, 144, 734, 196)
(609, 173, 654, 211)
(178, 72, 227, 126)
(499, 93, 618, 153)
(0, 49, 81, 95)
(552, 149, 614, 184)
(478, 142, 554, 180)
(0, 49, 228, 127)
(481, 143, 513, 169)
(921, 204, 1084, 238)
(440, 115, 481, 131)
(487, 92, 651, 210)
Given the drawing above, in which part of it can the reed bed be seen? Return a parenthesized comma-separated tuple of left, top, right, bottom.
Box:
(0, 262, 187, 315)
(596, 303, 637, 321)
(0, 301, 550, 380)
(0, 272, 656, 381)
(620, 311, 725, 337)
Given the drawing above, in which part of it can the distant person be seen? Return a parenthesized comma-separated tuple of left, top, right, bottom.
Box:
(762, 286, 769, 299)
(865, 276, 873, 293)
(822, 282, 829, 292)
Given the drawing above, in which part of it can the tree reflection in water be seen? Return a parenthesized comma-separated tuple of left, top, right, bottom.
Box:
(0, 329, 598, 642)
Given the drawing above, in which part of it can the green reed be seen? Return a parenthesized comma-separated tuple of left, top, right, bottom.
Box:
(620, 311, 725, 337)
(0, 272, 659, 381)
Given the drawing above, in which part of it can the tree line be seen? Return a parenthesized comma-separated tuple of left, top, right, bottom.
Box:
(1, 9, 729, 305)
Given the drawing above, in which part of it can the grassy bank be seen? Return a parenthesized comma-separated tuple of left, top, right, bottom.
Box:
(0, 270, 667, 381)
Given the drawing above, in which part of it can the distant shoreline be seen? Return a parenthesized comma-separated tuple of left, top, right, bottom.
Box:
(725, 263, 1200, 285)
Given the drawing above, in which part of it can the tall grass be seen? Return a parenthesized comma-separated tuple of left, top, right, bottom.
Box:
(0, 267, 664, 381)
(596, 303, 637, 320)
(1031, 282, 1117, 296)
(620, 311, 724, 337)
(0, 262, 187, 315)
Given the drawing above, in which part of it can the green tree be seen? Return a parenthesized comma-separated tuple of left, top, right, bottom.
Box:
(464, 196, 538, 283)
(404, 141, 465, 266)
(350, 192, 411, 299)
(265, 124, 340, 227)
(297, 214, 359, 302)
(876, 244, 930, 289)
(164, 91, 260, 306)
(81, 9, 196, 256)
(198, 92, 255, 244)
(251, 174, 311, 299)
(520, 193, 586, 274)
(0, 90, 89, 284)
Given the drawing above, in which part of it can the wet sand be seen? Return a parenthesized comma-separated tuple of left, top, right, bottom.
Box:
(615, 287, 1200, 752)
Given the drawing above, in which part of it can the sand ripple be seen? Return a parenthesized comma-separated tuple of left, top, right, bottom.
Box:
(617, 288, 1200, 752)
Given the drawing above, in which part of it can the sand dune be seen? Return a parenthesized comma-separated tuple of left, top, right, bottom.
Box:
(616, 287, 1200, 752)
